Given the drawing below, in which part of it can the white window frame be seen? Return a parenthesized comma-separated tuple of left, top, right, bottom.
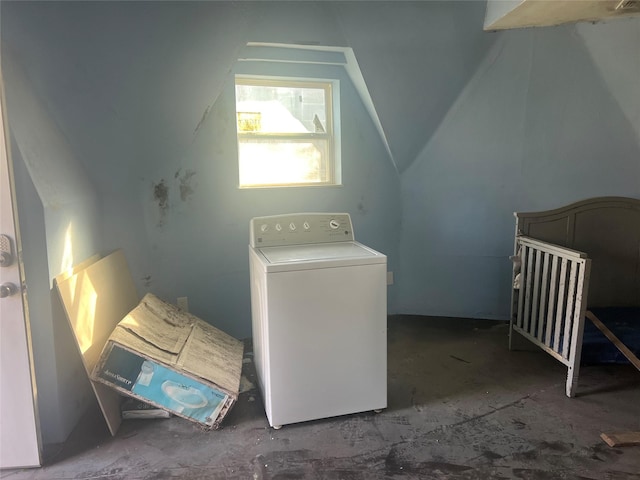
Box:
(235, 75, 341, 189)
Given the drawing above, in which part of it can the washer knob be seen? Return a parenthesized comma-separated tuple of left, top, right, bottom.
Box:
(329, 219, 340, 229)
(260, 224, 269, 233)
(275, 223, 282, 232)
(289, 222, 296, 231)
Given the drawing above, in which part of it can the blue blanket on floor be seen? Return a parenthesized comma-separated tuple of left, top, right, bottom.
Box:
(581, 307, 640, 365)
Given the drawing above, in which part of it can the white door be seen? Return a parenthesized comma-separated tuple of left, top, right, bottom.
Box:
(0, 74, 42, 468)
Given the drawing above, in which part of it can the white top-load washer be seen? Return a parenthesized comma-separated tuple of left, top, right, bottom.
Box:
(248, 213, 387, 429)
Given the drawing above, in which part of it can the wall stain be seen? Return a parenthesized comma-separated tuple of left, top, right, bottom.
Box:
(176, 169, 197, 202)
(357, 195, 368, 215)
(153, 179, 169, 226)
(194, 105, 211, 136)
(142, 275, 152, 288)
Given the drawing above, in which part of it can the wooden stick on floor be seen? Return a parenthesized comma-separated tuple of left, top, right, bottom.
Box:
(601, 432, 640, 448)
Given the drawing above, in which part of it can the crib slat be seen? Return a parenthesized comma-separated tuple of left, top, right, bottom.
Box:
(554, 258, 568, 355)
(546, 255, 559, 347)
(562, 261, 579, 359)
(566, 260, 591, 397)
(530, 249, 543, 336)
(516, 245, 527, 329)
(523, 246, 535, 333)
(537, 252, 551, 341)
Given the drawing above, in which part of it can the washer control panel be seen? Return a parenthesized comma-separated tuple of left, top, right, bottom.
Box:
(250, 213, 354, 248)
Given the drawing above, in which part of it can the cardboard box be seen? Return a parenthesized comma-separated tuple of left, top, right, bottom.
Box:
(92, 293, 243, 429)
(121, 398, 171, 420)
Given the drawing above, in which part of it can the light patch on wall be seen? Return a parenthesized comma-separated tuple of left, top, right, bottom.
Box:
(75, 275, 97, 355)
(61, 222, 74, 276)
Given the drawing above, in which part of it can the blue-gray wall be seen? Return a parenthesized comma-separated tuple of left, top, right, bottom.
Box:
(334, 1, 497, 173)
(396, 23, 640, 319)
(1, 1, 639, 443)
(4, 48, 101, 444)
(132, 61, 401, 339)
(2, 1, 407, 340)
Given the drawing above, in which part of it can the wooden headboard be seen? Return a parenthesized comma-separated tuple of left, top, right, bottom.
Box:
(514, 197, 640, 308)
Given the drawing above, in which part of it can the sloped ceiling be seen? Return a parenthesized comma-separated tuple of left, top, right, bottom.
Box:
(1, 1, 496, 184)
(1, 1, 254, 189)
(333, 1, 497, 173)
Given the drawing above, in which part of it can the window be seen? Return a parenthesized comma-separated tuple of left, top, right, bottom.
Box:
(235, 76, 339, 188)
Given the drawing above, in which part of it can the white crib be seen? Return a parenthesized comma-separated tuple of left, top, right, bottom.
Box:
(509, 197, 640, 397)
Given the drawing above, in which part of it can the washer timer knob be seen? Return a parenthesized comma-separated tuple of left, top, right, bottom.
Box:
(329, 219, 340, 230)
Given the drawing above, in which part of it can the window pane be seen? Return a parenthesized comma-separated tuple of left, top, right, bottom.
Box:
(236, 84, 327, 134)
(235, 76, 337, 188)
(239, 138, 329, 186)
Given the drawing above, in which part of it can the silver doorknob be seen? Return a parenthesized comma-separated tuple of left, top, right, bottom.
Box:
(0, 283, 18, 298)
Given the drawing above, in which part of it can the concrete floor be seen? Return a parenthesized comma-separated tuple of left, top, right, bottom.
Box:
(2, 316, 639, 480)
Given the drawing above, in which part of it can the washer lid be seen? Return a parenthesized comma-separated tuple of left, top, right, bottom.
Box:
(261, 241, 380, 264)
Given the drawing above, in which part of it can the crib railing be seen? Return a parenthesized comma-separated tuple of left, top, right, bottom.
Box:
(510, 236, 591, 397)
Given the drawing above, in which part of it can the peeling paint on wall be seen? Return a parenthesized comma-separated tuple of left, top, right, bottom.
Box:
(175, 169, 197, 202)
